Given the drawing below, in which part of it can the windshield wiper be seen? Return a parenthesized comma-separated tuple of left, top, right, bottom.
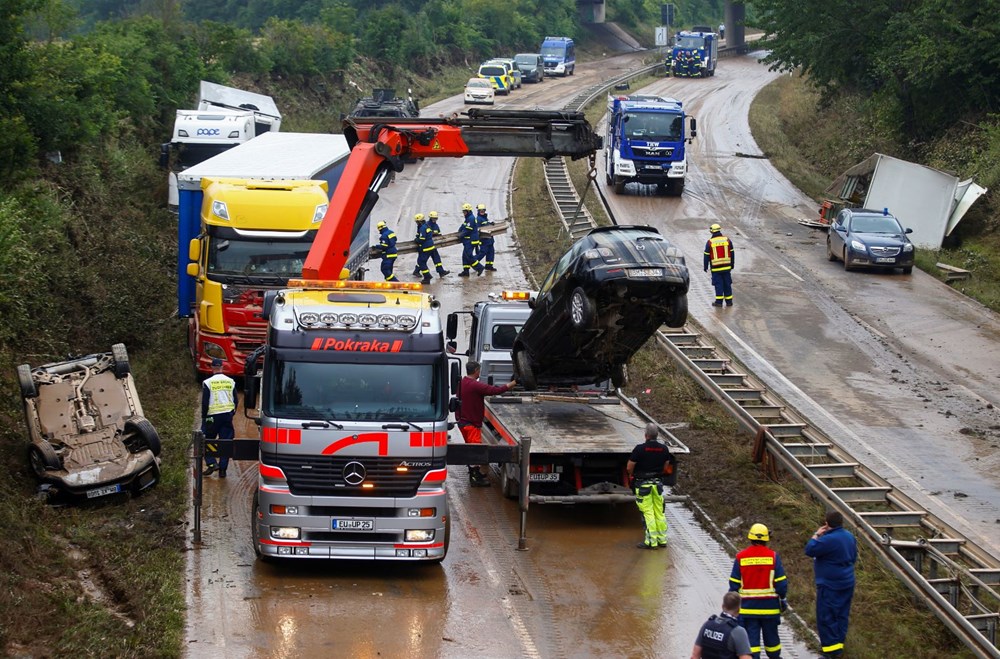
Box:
(301, 419, 345, 430)
(383, 421, 422, 431)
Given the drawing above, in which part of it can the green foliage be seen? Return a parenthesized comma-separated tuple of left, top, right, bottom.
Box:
(259, 18, 354, 76)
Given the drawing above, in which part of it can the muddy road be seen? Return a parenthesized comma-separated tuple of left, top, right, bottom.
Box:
(180, 52, 879, 658)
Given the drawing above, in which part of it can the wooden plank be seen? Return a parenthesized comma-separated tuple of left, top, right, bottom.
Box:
(369, 221, 509, 259)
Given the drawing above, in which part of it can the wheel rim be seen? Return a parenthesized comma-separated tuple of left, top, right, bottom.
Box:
(571, 293, 585, 325)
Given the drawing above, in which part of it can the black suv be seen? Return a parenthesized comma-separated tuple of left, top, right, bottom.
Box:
(512, 226, 689, 390)
(347, 88, 420, 119)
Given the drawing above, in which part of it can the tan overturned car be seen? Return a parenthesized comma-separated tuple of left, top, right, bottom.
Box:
(16, 344, 161, 502)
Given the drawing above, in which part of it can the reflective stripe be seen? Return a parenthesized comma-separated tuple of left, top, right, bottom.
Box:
(739, 607, 781, 616)
(822, 642, 845, 652)
(740, 588, 777, 597)
(204, 375, 236, 415)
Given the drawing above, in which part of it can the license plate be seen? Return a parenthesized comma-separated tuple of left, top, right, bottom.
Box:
(86, 484, 121, 499)
(627, 268, 663, 278)
(528, 473, 560, 482)
(333, 519, 374, 531)
(875, 257, 896, 263)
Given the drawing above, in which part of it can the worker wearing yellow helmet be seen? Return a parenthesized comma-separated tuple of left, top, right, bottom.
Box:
(729, 522, 788, 658)
(474, 204, 497, 272)
(458, 203, 485, 276)
(704, 222, 735, 307)
(371, 220, 398, 282)
(412, 213, 450, 284)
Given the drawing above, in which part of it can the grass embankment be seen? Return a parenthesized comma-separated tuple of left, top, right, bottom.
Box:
(749, 72, 1000, 314)
(511, 78, 977, 657)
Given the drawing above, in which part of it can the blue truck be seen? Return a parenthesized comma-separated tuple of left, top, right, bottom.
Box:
(540, 36, 575, 77)
(604, 94, 697, 196)
(668, 30, 718, 78)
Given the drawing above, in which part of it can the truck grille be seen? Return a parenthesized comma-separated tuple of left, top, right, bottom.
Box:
(269, 454, 446, 497)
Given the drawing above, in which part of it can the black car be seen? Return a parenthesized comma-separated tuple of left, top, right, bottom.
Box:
(512, 225, 689, 390)
(826, 207, 915, 273)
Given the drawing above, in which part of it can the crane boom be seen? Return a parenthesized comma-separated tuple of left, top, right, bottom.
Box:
(301, 109, 602, 281)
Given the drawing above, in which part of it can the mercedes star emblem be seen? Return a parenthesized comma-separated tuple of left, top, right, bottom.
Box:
(343, 461, 366, 486)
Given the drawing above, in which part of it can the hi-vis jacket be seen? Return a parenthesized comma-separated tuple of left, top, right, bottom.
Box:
(415, 223, 436, 251)
(729, 544, 788, 616)
(202, 374, 237, 416)
(378, 225, 398, 258)
(704, 234, 735, 272)
(458, 211, 480, 244)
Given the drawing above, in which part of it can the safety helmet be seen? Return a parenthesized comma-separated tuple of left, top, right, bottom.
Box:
(462, 203, 473, 211)
(748, 523, 770, 542)
(376, 220, 387, 230)
(428, 211, 439, 219)
(477, 204, 487, 210)
(414, 213, 425, 222)
(709, 223, 722, 233)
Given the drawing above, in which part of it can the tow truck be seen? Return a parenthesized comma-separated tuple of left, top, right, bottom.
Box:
(237, 109, 603, 561)
(447, 291, 689, 502)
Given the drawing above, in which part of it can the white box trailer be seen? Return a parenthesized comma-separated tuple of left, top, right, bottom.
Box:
(826, 153, 986, 249)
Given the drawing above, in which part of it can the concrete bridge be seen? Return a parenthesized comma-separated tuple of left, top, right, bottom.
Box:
(576, 0, 747, 49)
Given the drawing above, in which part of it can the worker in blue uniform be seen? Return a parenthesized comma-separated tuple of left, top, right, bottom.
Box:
(413, 213, 449, 284)
(704, 223, 735, 306)
(805, 510, 857, 659)
(457, 203, 484, 277)
(372, 220, 398, 281)
(475, 204, 497, 271)
(201, 358, 237, 478)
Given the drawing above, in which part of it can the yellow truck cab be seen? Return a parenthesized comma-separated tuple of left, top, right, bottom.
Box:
(478, 61, 512, 95)
(186, 177, 330, 376)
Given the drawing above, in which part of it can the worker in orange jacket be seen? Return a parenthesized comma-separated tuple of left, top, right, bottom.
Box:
(729, 523, 788, 659)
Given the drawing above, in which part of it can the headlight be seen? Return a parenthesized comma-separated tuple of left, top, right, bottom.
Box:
(312, 204, 328, 224)
(202, 343, 226, 359)
(850, 239, 866, 252)
(903, 243, 914, 253)
(212, 200, 230, 221)
(405, 529, 435, 542)
(270, 527, 300, 540)
(616, 159, 636, 176)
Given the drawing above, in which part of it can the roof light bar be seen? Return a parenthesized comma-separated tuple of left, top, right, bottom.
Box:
(287, 279, 423, 291)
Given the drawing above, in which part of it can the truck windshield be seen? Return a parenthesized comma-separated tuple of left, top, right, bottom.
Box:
(207, 235, 314, 277)
(266, 360, 442, 421)
(624, 113, 683, 141)
(675, 35, 707, 49)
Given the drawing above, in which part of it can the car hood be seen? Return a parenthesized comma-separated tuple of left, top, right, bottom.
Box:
(852, 232, 909, 246)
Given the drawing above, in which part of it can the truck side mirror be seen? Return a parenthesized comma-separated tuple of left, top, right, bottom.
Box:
(188, 238, 201, 263)
(186, 262, 200, 277)
(450, 361, 461, 394)
(159, 144, 170, 169)
(446, 313, 458, 340)
(689, 117, 697, 139)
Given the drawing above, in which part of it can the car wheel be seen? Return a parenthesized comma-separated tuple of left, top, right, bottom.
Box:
(902, 266, 913, 274)
(124, 416, 162, 457)
(28, 443, 61, 476)
(513, 349, 537, 391)
(17, 364, 37, 399)
(112, 343, 130, 378)
(611, 363, 629, 389)
(569, 287, 595, 329)
(665, 294, 689, 328)
(500, 466, 519, 499)
(843, 249, 854, 272)
(826, 237, 837, 261)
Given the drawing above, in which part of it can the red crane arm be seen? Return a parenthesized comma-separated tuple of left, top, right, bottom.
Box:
(301, 109, 601, 281)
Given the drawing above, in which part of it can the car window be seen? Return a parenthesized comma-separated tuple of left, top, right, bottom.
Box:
(851, 215, 901, 234)
(480, 66, 505, 76)
(490, 324, 522, 350)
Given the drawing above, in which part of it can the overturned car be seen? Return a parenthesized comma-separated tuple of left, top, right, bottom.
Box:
(512, 225, 689, 390)
(16, 344, 162, 502)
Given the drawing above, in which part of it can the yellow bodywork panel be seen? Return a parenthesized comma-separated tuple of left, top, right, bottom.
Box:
(200, 177, 329, 230)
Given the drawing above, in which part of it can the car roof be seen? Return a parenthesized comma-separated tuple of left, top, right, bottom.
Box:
(587, 225, 662, 246)
(848, 208, 899, 218)
(467, 77, 490, 84)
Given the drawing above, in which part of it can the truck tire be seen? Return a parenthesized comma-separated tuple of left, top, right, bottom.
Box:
(29, 443, 61, 475)
(514, 349, 537, 391)
(500, 466, 519, 499)
(672, 179, 685, 196)
(17, 364, 37, 399)
(112, 343, 130, 378)
(611, 363, 629, 389)
(569, 287, 595, 329)
(664, 294, 689, 328)
(614, 180, 626, 195)
(124, 417, 162, 457)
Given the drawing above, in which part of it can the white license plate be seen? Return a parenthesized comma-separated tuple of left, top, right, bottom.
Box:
(875, 257, 895, 263)
(86, 484, 121, 499)
(627, 268, 663, 278)
(333, 519, 374, 531)
(528, 473, 560, 482)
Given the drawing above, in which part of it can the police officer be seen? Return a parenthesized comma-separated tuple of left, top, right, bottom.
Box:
(729, 523, 788, 659)
(413, 213, 449, 284)
(202, 358, 238, 478)
(704, 223, 735, 306)
(625, 423, 675, 549)
(475, 203, 497, 271)
(690, 592, 753, 659)
(413, 211, 447, 275)
(457, 203, 485, 277)
(372, 220, 398, 282)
